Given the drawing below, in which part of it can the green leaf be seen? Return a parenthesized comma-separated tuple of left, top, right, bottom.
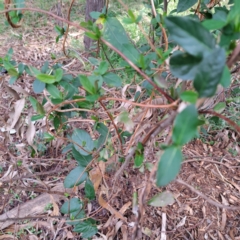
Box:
(156, 146, 182, 186)
(33, 79, 45, 94)
(177, 0, 198, 13)
(213, 102, 226, 113)
(36, 102, 45, 115)
(123, 17, 135, 24)
(85, 94, 100, 102)
(72, 146, 92, 167)
(180, 91, 198, 103)
(7, 68, 18, 77)
(148, 191, 175, 207)
(72, 129, 94, 156)
(85, 178, 95, 200)
(193, 47, 226, 97)
(74, 220, 98, 238)
(3, 60, 15, 70)
(102, 72, 122, 87)
(18, 63, 25, 74)
(64, 166, 88, 188)
(170, 51, 202, 80)
(85, 32, 99, 40)
(29, 96, 38, 111)
(90, 11, 102, 19)
(55, 68, 63, 82)
(61, 198, 82, 214)
(31, 114, 45, 121)
(89, 75, 103, 89)
(96, 61, 109, 75)
(66, 210, 85, 225)
(227, 0, 240, 23)
(95, 123, 109, 149)
(46, 84, 62, 99)
(9, 76, 18, 85)
(128, 9, 136, 21)
(79, 75, 96, 95)
(43, 132, 54, 141)
(173, 105, 199, 146)
(26, 66, 41, 76)
(134, 154, 144, 167)
(102, 17, 140, 65)
(220, 66, 231, 88)
(165, 16, 215, 57)
(202, 19, 226, 30)
(36, 73, 56, 84)
(41, 61, 49, 73)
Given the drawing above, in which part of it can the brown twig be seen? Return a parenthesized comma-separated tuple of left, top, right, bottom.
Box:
(227, 42, 240, 68)
(113, 112, 176, 181)
(100, 97, 178, 109)
(199, 110, 240, 136)
(176, 178, 240, 210)
(101, 38, 174, 102)
(183, 159, 239, 168)
(98, 100, 123, 153)
(62, 0, 76, 57)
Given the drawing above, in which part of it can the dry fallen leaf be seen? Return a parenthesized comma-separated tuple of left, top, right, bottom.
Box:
(26, 114, 36, 146)
(99, 192, 127, 222)
(7, 98, 25, 131)
(50, 195, 60, 216)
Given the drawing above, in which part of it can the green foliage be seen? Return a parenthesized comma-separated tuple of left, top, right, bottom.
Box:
(156, 146, 182, 186)
(4, 0, 240, 237)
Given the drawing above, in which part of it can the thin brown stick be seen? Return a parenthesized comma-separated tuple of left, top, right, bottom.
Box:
(227, 42, 240, 68)
(101, 38, 174, 102)
(113, 112, 176, 181)
(199, 110, 240, 136)
(183, 159, 239, 168)
(62, 0, 76, 57)
(98, 100, 123, 153)
(100, 97, 178, 109)
(176, 178, 240, 210)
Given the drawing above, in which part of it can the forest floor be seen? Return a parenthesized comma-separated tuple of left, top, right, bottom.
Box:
(0, 1, 240, 240)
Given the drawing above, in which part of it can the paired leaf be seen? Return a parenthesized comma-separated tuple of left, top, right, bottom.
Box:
(79, 75, 96, 95)
(74, 219, 98, 238)
(61, 198, 82, 214)
(72, 146, 92, 167)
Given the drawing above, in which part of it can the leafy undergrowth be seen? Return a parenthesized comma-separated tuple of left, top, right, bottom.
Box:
(0, 1, 240, 240)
